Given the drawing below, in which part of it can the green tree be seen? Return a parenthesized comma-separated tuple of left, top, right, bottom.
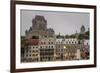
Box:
(85, 31, 89, 39)
(65, 35, 69, 38)
(69, 34, 76, 38)
(77, 33, 85, 40)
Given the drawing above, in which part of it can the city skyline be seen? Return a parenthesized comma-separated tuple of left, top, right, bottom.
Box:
(21, 10, 90, 36)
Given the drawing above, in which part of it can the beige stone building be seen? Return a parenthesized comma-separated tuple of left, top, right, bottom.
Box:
(39, 37, 55, 61)
(24, 15, 56, 62)
(55, 38, 85, 60)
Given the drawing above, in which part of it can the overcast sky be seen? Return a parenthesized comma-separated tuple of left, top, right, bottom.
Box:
(21, 9, 90, 36)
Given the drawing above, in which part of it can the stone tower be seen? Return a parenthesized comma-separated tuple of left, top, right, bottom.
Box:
(25, 15, 55, 39)
(32, 15, 47, 31)
(80, 25, 85, 34)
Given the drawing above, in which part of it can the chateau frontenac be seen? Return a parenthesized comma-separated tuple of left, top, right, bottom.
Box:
(21, 15, 89, 62)
(25, 15, 55, 39)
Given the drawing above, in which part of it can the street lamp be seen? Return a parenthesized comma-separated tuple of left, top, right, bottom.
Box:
(63, 46, 66, 49)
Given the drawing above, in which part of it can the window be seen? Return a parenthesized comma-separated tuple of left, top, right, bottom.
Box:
(48, 42, 50, 44)
(58, 53, 61, 55)
(36, 46, 38, 48)
(78, 41, 81, 44)
(72, 41, 73, 44)
(59, 45, 60, 48)
(51, 46, 53, 48)
(35, 54, 38, 56)
(51, 42, 53, 44)
(41, 42, 43, 45)
(40, 46, 42, 48)
(33, 50, 35, 52)
(32, 54, 34, 56)
(49, 46, 50, 48)
(35, 50, 38, 52)
(46, 46, 47, 48)
(44, 42, 45, 44)
(61, 49, 63, 52)
(75, 41, 76, 44)
(45, 36, 47, 38)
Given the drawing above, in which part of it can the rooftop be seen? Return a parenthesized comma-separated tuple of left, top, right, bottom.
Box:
(28, 39, 39, 46)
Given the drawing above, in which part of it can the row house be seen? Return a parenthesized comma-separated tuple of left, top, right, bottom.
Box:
(39, 37, 55, 61)
(55, 38, 83, 60)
